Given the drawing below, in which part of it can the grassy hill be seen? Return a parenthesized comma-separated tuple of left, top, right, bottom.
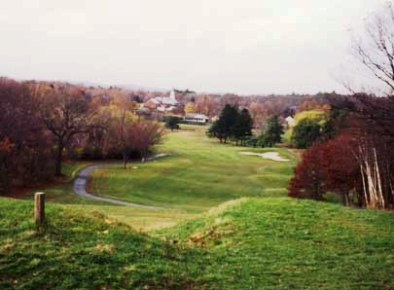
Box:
(1, 197, 393, 289)
(163, 198, 394, 289)
(1, 125, 393, 289)
(0, 198, 209, 289)
(23, 125, 297, 230)
(87, 125, 296, 215)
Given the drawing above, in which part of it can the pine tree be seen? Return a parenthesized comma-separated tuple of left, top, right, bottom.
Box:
(233, 108, 253, 146)
(261, 115, 283, 147)
(207, 104, 239, 143)
(165, 116, 180, 131)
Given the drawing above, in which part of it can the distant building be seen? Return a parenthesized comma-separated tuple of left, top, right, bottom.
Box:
(285, 116, 296, 127)
(143, 90, 179, 112)
(184, 113, 209, 124)
(211, 115, 219, 122)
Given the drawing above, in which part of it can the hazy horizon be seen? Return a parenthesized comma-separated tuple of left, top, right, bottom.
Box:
(0, 0, 387, 95)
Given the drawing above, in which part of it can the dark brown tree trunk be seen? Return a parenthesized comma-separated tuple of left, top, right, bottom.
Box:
(123, 151, 128, 169)
(55, 142, 64, 176)
(342, 192, 350, 206)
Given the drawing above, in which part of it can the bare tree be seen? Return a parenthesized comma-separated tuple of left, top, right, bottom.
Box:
(354, 2, 394, 95)
(130, 121, 164, 163)
(34, 85, 96, 176)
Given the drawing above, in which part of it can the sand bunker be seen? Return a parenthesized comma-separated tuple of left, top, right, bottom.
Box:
(239, 151, 290, 162)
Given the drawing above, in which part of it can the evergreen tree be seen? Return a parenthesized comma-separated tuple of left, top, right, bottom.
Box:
(291, 119, 321, 149)
(207, 104, 239, 143)
(233, 108, 253, 146)
(165, 116, 180, 131)
(261, 115, 284, 147)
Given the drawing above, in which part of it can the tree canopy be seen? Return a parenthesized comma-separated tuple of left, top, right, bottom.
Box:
(233, 108, 253, 145)
(165, 116, 181, 131)
(260, 115, 283, 147)
(291, 119, 322, 149)
(208, 105, 253, 145)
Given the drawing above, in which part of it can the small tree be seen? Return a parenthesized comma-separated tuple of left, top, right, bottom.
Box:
(184, 102, 196, 114)
(207, 104, 239, 143)
(288, 134, 360, 206)
(233, 108, 253, 146)
(291, 119, 321, 149)
(125, 121, 164, 163)
(165, 116, 180, 131)
(288, 143, 325, 200)
(261, 116, 283, 147)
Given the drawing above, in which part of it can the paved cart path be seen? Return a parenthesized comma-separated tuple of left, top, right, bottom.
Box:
(73, 154, 168, 208)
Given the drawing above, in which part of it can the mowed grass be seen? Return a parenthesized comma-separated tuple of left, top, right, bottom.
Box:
(1, 124, 393, 289)
(17, 125, 296, 230)
(1, 197, 393, 289)
(162, 197, 394, 289)
(0, 198, 209, 289)
(89, 125, 297, 213)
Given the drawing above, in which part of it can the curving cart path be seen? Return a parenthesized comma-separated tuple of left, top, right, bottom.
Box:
(73, 154, 168, 208)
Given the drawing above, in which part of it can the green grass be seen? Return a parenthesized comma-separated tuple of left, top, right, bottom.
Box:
(162, 197, 394, 289)
(14, 161, 93, 204)
(34, 125, 297, 230)
(1, 197, 393, 289)
(0, 198, 208, 289)
(89, 126, 297, 213)
(1, 124, 393, 288)
(61, 161, 92, 181)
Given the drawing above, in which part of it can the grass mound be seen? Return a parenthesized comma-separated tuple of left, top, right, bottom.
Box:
(2, 127, 393, 289)
(161, 197, 394, 289)
(2, 197, 393, 289)
(0, 198, 208, 289)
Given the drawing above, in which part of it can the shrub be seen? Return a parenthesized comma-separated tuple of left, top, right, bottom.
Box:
(291, 119, 321, 148)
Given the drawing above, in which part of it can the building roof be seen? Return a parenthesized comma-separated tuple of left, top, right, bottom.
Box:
(148, 89, 178, 105)
(148, 96, 178, 106)
(185, 113, 209, 119)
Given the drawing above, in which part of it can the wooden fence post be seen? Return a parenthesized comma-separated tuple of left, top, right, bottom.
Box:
(34, 192, 45, 226)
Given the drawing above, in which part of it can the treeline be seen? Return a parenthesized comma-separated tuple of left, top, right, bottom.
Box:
(207, 105, 252, 145)
(208, 94, 394, 210)
(188, 92, 333, 127)
(289, 94, 394, 209)
(207, 104, 284, 147)
(206, 97, 334, 148)
(0, 78, 163, 194)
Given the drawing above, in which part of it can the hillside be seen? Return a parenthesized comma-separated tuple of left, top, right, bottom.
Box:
(0, 198, 206, 289)
(2, 126, 394, 289)
(1, 197, 393, 289)
(29, 125, 296, 230)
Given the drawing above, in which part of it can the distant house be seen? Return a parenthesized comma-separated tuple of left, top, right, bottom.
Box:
(184, 113, 209, 124)
(211, 115, 219, 122)
(143, 90, 179, 112)
(285, 116, 296, 127)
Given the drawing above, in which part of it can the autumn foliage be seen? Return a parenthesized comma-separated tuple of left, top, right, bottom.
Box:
(289, 95, 394, 209)
(0, 77, 164, 194)
(289, 134, 359, 203)
(0, 78, 54, 192)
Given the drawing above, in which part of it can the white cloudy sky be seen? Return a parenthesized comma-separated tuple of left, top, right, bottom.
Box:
(0, 0, 387, 94)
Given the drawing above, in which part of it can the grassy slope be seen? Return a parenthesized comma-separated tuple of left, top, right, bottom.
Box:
(89, 126, 297, 212)
(1, 125, 393, 288)
(19, 125, 295, 230)
(0, 198, 209, 290)
(163, 198, 394, 289)
(1, 197, 393, 289)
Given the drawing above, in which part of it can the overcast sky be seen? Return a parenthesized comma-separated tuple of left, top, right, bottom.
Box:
(0, 0, 387, 94)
